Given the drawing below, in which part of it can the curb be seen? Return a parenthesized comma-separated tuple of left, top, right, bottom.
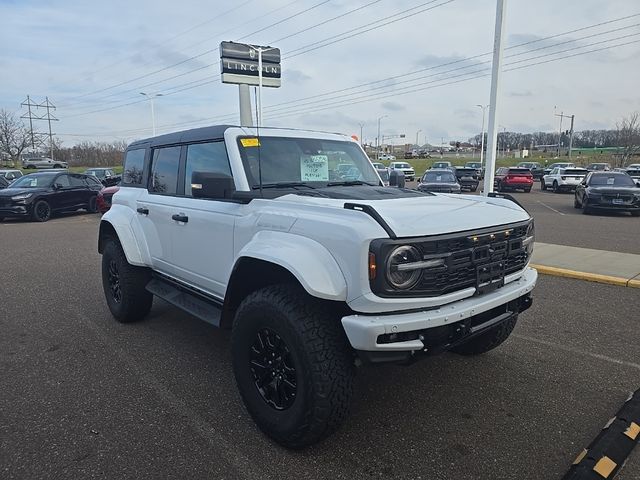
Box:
(562, 389, 640, 479)
(530, 264, 640, 289)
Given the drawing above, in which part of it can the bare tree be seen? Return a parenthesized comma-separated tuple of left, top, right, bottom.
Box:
(615, 112, 640, 167)
(0, 109, 30, 166)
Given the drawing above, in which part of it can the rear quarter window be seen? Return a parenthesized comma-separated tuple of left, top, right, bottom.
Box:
(122, 148, 146, 186)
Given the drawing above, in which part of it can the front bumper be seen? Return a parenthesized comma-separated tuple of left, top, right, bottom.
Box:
(0, 205, 30, 217)
(341, 266, 537, 353)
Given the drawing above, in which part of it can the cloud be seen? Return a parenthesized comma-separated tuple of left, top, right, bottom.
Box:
(381, 102, 405, 112)
(284, 69, 311, 84)
(509, 90, 533, 97)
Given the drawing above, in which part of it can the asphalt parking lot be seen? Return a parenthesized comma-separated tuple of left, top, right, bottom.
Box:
(1, 214, 639, 479)
(406, 179, 640, 254)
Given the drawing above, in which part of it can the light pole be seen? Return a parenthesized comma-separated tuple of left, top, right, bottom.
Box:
(476, 104, 489, 168)
(376, 115, 387, 160)
(140, 92, 163, 136)
(358, 122, 365, 147)
(498, 125, 506, 158)
(415, 129, 422, 149)
(249, 45, 278, 127)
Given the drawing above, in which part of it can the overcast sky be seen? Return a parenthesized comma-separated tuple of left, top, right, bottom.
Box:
(1, 0, 639, 147)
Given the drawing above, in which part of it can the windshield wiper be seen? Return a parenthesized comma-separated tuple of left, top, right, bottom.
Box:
(253, 182, 316, 189)
(325, 180, 375, 187)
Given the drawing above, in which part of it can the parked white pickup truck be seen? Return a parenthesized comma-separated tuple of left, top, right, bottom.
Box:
(98, 125, 537, 448)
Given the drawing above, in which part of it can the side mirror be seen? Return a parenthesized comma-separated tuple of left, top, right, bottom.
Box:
(191, 171, 235, 199)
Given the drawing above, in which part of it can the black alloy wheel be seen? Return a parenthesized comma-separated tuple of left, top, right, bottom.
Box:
(107, 259, 122, 303)
(552, 181, 559, 193)
(32, 200, 51, 222)
(250, 327, 297, 411)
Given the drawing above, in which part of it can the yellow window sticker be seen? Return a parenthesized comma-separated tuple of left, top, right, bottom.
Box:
(240, 138, 261, 147)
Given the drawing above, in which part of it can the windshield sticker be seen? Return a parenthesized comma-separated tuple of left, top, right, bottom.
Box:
(29, 179, 37, 187)
(300, 155, 329, 181)
(436, 175, 442, 181)
(240, 138, 260, 147)
(607, 177, 615, 185)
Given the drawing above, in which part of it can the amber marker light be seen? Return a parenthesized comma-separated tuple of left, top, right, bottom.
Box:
(368, 253, 377, 280)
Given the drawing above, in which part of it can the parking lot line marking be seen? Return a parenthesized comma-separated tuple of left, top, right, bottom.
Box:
(513, 334, 640, 371)
(536, 201, 566, 215)
(530, 264, 637, 288)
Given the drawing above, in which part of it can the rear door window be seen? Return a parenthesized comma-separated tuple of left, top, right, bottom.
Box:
(149, 146, 181, 195)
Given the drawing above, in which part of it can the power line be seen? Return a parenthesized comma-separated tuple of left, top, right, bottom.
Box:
(59, 0, 330, 106)
(59, 35, 640, 139)
(60, 12, 640, 122)
(267, 38, 640, 120)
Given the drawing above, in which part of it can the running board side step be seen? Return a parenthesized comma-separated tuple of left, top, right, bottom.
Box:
(146, 277, 222, 327)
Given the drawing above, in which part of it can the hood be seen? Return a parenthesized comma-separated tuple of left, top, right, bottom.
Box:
(275, 190, 529, 237)
(0, 187, 47, 197)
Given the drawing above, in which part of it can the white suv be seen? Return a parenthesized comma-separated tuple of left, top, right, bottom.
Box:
(98, 126, 537, 448)
(541, 167, 589, 192)
(388, 161, 416, 181)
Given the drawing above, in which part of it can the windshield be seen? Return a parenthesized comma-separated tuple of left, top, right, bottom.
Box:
(433, 163, 450, 168)
(589, 174, 635, 187)
(10, 174, 56, 188)
(86, 169, 105, 178)
(237, 136, 379, 187)
(423, 171, 456, 183)
(466, 163, 481, 168)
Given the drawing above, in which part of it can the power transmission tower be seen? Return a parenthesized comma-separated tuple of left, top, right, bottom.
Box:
(21, 96, 59, 160)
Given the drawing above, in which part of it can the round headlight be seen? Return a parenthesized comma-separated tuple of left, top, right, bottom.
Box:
(386, 245, 422, 289)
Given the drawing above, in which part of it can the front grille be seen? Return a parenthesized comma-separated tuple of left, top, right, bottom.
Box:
(371, 222, 531, 298)
(0, 197, 12, 207)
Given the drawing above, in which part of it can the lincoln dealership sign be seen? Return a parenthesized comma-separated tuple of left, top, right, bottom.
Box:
(220, 41, 281, 87)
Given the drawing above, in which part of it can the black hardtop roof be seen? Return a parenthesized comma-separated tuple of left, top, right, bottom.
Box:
(128, 125, 235, 149)
(126, 124, 349, 150)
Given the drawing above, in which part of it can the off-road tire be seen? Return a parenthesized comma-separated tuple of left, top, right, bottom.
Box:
(101, 238, 153, 323)
(552, 181, 559, 193)
(231, 284, 354, 449)
(496, 181, 503, 192)
(452, 316, 518, 356)
(540, 179, 546, 190)
(32, 200, 51, 222)
(87, 195, 98, 213)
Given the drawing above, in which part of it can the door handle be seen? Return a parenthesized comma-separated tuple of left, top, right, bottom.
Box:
(136, 207, 149, 215)
(172, 214, 188, 223)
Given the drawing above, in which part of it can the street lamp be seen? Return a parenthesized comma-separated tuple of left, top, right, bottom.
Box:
(416, 129, 422, 149)
(376, 115, 388, 160)
(499, 125, 506, 158)
(358, 122, 365, 147)
(140, 92, 163, 136)
(476, 104, 489, 168)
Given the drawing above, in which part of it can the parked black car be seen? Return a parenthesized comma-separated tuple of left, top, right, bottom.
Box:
(574, 172, 640, 216)
(83, 168, 121, 187)
(416, 169, 461, 193)
(517, 161, 544, 180)
(0, 172, 103, 222)
(452, 167, 480, 191)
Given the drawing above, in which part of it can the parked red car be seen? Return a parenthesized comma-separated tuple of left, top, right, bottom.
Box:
(494, 167, 533, 192)
(97, 184, 120, 213)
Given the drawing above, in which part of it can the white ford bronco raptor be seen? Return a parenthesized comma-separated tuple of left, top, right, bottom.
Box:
(99, 125, 537, 448)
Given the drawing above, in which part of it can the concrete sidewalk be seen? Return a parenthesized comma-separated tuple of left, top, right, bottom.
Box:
(531, 242, 640, 288)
